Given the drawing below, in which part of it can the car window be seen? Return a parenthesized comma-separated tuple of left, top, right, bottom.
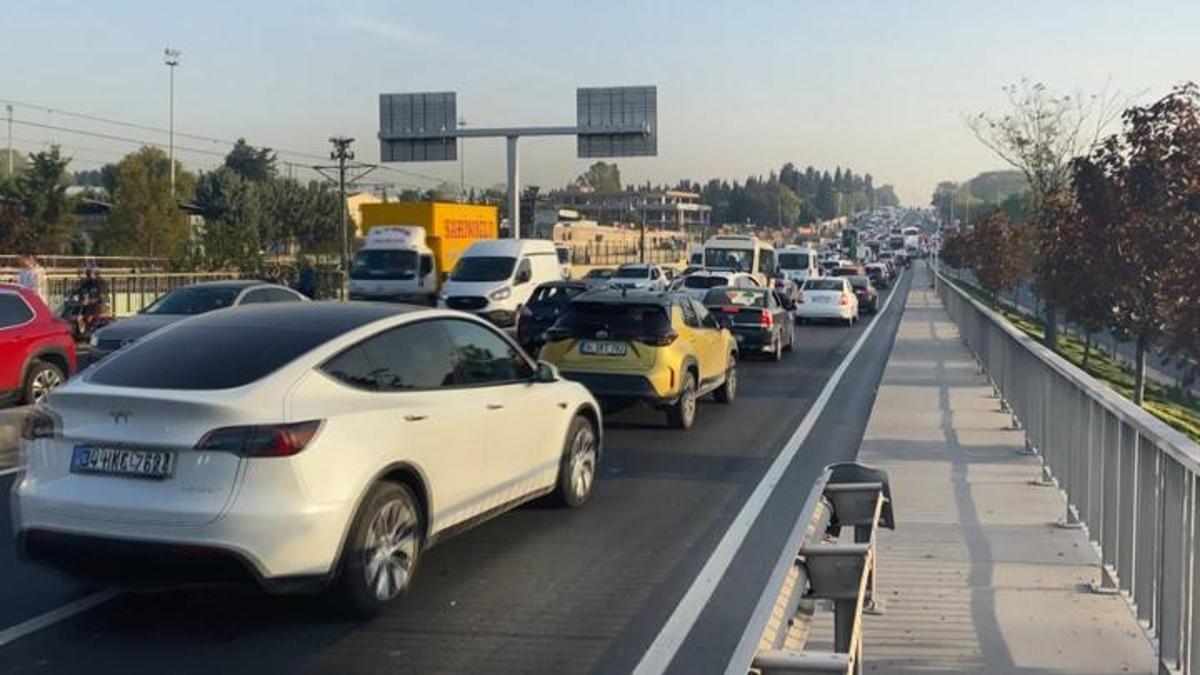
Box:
(0, 294, 34, 328)
(679, 299, 700, 328)
(321, 344, 379, 390)
(651, 268, 661, 280)
(238, 289, 273, 305)
(142, 287, 239, 315)
(683, 275, 729, 289)
(444, 319, 533, 385)
(689, 299, 715, 327)
(266, 288, 303, 302)
(353, 320, 459, 390)
(804, 279, 847, 292)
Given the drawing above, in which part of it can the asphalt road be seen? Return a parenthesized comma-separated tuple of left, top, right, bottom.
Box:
(0, 270, 912, 675)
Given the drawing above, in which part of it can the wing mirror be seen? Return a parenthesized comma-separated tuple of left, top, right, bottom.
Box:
(534, 360, 560, 383)
(714, 313, 733, 330)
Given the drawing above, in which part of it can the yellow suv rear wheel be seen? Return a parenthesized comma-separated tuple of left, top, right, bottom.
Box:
(667, 370, 698, 430)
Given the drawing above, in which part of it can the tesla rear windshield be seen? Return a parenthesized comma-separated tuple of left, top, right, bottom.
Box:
(89, 325, 329, 389)
(550, 302, 671, 340)
(614, 267, 650, 279)
(778, 252, 811, 269)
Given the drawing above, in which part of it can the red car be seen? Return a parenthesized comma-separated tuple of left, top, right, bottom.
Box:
(0, 284, 77, 406)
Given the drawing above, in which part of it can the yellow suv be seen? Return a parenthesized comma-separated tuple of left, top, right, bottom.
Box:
(538, 290, 738, 429)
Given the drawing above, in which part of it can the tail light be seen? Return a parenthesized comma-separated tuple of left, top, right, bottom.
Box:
(640, 332, 677, 347)
(21, 409, 57, 440)
(839, 293, 851, 306)
(759, 310, 774, 327)
(196, 420, 322, 458)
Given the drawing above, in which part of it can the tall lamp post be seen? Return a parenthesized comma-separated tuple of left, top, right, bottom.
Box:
(164, 48, 181, 197)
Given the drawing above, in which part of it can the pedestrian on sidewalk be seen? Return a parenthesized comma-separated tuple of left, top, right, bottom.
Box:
(16, 252, 48, 303)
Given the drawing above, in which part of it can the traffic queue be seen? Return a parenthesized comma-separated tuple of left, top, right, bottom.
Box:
(4, 220, 913, 618)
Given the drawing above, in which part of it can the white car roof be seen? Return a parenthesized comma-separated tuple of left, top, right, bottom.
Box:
(462, 238, 556, 256)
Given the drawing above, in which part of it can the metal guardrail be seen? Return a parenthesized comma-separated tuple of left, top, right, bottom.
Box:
(935, 265, 1200, 674)
(740, 462, 894, 675)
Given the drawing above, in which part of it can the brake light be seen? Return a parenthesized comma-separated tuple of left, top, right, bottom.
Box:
(195, 420, 322, 458)
(760, 310, 773, 327)
(640, 332, 677, 347)
(839, 293, 851, 306)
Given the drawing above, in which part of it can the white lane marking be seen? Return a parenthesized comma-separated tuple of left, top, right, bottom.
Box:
(633, 270, 906, 675)
(0, 467, 19, 477)
(0, 590, 119, 648)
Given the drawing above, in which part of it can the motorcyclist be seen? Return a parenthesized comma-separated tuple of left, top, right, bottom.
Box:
(70, 267, 106, 338)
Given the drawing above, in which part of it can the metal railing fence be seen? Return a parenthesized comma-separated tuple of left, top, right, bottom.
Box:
(935, 265, 1200, 674)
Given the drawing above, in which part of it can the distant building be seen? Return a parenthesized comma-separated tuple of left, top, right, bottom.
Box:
(553, 186, 712, 232)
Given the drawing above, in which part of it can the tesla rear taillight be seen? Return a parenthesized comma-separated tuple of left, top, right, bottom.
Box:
(195, 420, 323, 458)
(640, 332, 677, 347)
(760, 310, 773, 327)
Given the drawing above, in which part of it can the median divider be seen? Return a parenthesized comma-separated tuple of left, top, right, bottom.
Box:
(740, 462, 893, 675)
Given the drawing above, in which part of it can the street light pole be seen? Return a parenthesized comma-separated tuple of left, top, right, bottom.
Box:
(164, 48, 181, 197)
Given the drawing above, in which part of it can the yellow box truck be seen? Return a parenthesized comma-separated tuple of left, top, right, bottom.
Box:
(350, 201, 498, 303)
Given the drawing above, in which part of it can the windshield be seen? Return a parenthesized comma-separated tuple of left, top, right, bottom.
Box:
(556, 249, 571, 264)
(703, 288, 767, 307)
(804, 279, 846, 292)
(550, 302, 672, 340)
(585, 269, 613, 279)
(451, 256, 517, 282)
(850, 276, 871, 288)
(704, 248, 753, 271)
(529, 285, 582, 308)
(778, 252, 811, 270)
(142, 287, 240, 315)
(351, 249, 417, 280)
(614, 267, 650, 279)
(684, 275, 731, 289)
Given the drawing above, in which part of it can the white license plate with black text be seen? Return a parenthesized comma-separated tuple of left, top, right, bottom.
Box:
(579, 340, 629, 356)
(71, 445, 175, 479)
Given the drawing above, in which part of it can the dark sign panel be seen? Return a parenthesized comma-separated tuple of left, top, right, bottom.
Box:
(577, 86, 657, 158)
(379, 92, 457, 162)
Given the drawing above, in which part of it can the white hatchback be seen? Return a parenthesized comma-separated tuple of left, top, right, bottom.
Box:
(796, 277, 859, 326)
(14, 302, 601, 616)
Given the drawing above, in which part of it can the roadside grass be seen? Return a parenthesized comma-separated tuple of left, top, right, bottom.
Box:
(944, 273, 1200, 443)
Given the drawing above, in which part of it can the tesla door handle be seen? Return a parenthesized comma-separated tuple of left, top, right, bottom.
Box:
(404, 414, 427, 422)
(486, 404, 505, 410)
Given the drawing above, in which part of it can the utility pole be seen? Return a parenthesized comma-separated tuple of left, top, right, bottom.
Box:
(5, 103, 12, 176)
(314, 137, 376, 300)
(164, 48, 181, 197)
(457, 117, 467, 202)
(639, 203, 647, 263)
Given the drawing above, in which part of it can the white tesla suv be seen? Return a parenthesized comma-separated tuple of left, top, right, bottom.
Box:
(13, 302, 601, 616)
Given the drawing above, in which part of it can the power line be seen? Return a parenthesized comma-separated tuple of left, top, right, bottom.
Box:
(0, 95, 483, 189)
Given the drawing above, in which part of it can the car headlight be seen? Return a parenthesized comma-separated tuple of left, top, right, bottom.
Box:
(490, 286, 512, 301)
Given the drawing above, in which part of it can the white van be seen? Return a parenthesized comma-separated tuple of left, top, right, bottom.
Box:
(777, 245, 820, 283)
(438, 239, 561, 327)
(349, 226, 438, 303)
(702, 234, 776, 285)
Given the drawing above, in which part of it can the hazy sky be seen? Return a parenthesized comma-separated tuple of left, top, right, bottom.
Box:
(3, 0, 1199, 205)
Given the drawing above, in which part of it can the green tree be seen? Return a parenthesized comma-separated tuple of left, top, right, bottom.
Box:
(12, 147, 76, 252)
(578, 161, 621, 194)
(194, 167, 263, 269)
(224, 138, 277, 183)
(0, 149, 28, 181)
(100, 147, 195, 257)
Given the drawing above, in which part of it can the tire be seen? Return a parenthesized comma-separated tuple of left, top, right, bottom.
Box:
(714, 355, 737, 403)
(783, 324, 795, 352)
(334, 482, 423, 619)
(845, 317, 854, 328)
(552, 415, 599, 508)
(23, 360, 65, 405)
(667, 370, 698, 430)
(770, 334, 783, 362)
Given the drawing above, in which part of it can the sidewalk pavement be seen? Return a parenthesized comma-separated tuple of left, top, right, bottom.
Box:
(814, 263, 1156, 673)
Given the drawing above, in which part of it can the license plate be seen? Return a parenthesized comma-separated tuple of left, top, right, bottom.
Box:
(579, 340, 629, 356)
(71, 445, 174, 480)
(815, 296, 834, 304)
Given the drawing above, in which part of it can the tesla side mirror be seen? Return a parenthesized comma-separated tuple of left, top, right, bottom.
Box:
(534, 360, 560, 383)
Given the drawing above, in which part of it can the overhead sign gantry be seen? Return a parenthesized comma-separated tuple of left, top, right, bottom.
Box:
(378, 85, 657, 237)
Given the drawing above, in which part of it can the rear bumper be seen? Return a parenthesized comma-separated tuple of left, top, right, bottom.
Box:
(732, 327, 775, 351)
(557, 371, 672, 403)
(796, 304, 855, 320)
(17, 529, 328, 593)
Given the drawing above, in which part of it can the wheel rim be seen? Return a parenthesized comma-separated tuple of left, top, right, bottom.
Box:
(569, 424, 597, 498)
(30, 368, 62, 403)
(682, 379, 697, 424)
(363, 498, 419, 601)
